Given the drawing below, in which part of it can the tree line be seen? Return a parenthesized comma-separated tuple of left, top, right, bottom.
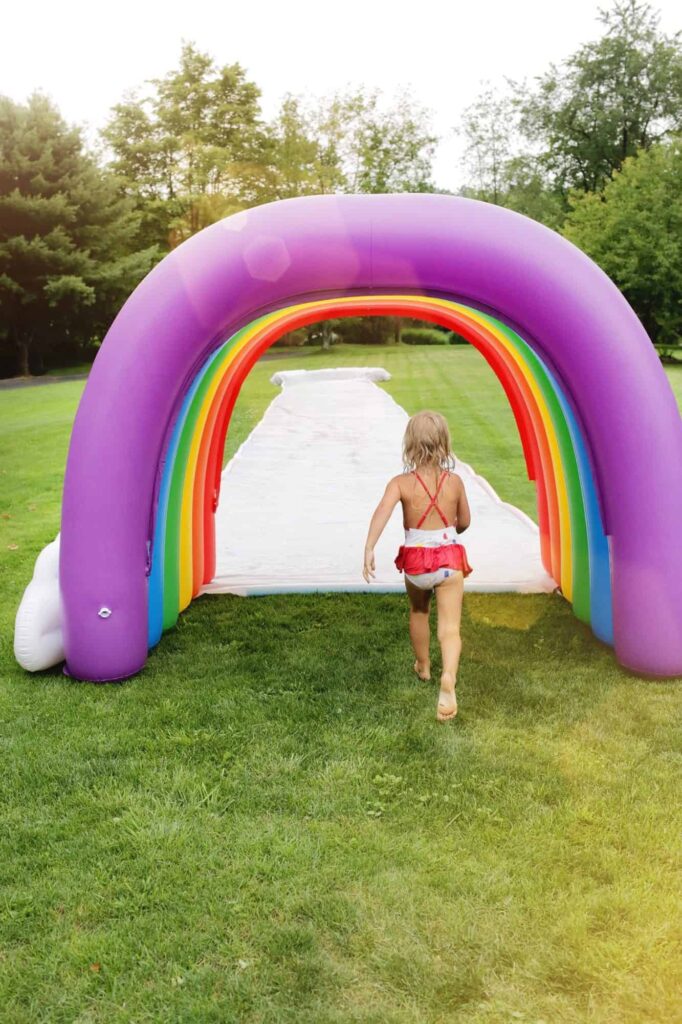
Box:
(1, 0, 681, 376)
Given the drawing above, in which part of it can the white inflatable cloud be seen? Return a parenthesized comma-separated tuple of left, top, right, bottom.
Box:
(14, 534, 64, 672)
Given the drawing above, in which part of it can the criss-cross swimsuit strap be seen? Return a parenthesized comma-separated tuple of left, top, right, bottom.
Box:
(414, 470, 450, 528)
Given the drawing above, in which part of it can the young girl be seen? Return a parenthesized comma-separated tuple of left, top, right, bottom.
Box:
(363, 411, 472, 722)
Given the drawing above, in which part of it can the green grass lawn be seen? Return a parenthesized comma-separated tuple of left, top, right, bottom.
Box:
(1, 345, 681, 1023)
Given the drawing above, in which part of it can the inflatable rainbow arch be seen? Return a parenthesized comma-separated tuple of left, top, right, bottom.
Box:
(39, 196, 682, 678)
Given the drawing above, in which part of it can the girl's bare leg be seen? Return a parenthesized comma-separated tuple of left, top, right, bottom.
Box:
(435, 572, 464, 720)
(405, 578, 432, 680)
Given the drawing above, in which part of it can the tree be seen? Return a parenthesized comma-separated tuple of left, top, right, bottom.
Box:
(459, 86, 515, 204)
(562, 139, 682, 346)
(485, 156, 566, 230)
(457, 88, 565, 228)
(269, 87, 437, 198)
(0, 94, 159, 376)
(268, 95, 344, 198)
(103, 43, 274, 247)
(347, 90, 437, 193)
(519, 0, 682, 194)
(105, 47, 438, 248)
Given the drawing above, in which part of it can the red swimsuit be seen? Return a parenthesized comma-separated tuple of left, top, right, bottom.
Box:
(394, 471, 473, 577)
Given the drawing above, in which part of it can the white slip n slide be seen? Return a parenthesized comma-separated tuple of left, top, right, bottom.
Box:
(204, 367, 557, 596)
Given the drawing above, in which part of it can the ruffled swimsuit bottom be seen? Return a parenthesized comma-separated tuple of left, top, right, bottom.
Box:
(395, 525, 473, 591)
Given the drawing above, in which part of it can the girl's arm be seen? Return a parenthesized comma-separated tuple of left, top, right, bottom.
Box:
(456, 478, 471, 534)
(363, 477, 402, 582)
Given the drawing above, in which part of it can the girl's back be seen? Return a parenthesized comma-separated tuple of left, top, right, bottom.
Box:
(398, 469, 466, 531)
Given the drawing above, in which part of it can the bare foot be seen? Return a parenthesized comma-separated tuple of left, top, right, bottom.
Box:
(414, 658, 431, 681)
(437, 671, 457, 721)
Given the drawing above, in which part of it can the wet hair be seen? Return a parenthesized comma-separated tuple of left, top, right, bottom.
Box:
(402, 410, 456, 472)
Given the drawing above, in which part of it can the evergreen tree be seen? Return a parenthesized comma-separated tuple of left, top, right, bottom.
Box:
(0, 93, 159, 376)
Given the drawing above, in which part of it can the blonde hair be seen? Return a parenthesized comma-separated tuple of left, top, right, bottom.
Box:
(402, 410, 456, 473)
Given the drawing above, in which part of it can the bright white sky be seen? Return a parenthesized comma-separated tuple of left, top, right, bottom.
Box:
(4, 0, 681, 191)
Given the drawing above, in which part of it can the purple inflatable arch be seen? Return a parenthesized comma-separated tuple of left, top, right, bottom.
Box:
(59, 194, 682, 680)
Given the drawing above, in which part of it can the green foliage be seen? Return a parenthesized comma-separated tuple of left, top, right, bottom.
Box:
(345, 90, 436, 193)
(267, 95, 344, 199)
(277, 318, 455, 349)
(273, 327, 308, 348)
(103, 43, 273, 247)
(563, 139, 682, 345)
(269, 87, 437, 198)
(278, 317, 396, 347)
(459, 90, 568, 228)
(104, 48, 438, 245)
(278, 315, 413, 349)
(518, 0, 682, 194)
(458, 4, 682, 346)
(331, 317, 395, 345)
(495, 157, 567, 230)
(459, 86, 514, 205)
(458, 2, 682, 230)
(400, 327, 452, 345)
(0, 94, 159, 376)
